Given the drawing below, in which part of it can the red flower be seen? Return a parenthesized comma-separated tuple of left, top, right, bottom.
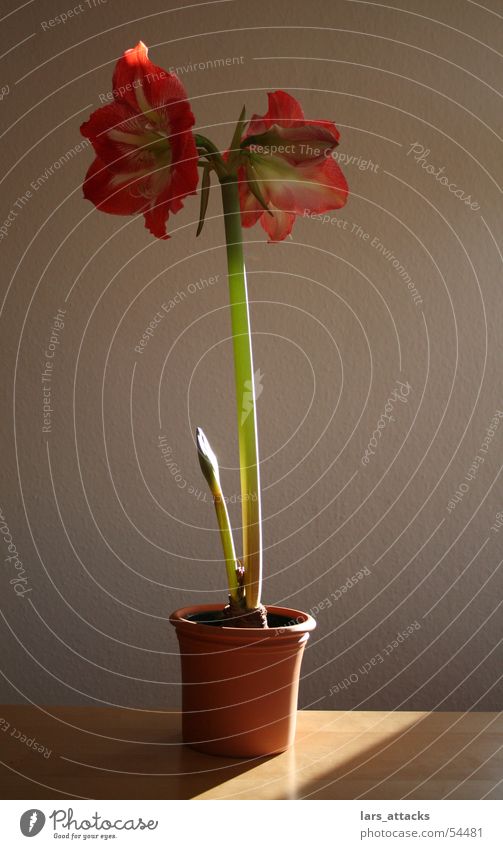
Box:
(237, 91, 348, 242)
(80, 42, 198, 239)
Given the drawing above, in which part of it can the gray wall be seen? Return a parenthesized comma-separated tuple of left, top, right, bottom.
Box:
(1, 0, 501, 713)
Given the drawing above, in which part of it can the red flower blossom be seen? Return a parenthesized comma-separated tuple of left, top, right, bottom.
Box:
(80, 42, 198, 239)
(237, 91, 348, 242)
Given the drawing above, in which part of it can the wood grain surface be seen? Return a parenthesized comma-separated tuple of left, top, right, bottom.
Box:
(0, 707, 501, 800)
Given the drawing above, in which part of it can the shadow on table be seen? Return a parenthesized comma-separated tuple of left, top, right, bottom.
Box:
(0, 707, 276, 800)
(57, 722, 277, 800)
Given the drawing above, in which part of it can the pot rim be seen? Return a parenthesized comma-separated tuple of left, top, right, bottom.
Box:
(170, 603, 316, 641)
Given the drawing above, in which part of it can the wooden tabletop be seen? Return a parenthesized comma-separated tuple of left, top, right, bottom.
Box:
(0, 706, 501, 799)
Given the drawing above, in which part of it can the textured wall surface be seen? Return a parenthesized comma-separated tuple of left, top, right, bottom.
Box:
(0, 0, 501, 714)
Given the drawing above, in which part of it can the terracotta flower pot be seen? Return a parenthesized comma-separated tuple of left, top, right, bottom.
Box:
(170, 604, 316, 758)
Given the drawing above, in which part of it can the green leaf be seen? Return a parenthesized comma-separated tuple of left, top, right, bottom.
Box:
(226, 106, 247, 172)
(229, 106, 246, 153)
(196, 165, 211, 237)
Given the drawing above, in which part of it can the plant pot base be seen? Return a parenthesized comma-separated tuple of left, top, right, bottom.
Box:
(186, 740, 289, 759)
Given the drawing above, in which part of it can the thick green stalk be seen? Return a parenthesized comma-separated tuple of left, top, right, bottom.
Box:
(220, 176, 262, 609)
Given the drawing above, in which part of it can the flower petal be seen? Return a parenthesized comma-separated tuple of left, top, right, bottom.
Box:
(80, 42, 199, 240)
(236, 165, 263, 224)
(142, 135, 199, 238)
(112, 41, 191, 120)
(250, 154, 348, 215)
(274, 156, 349, 213)
(260, 206, 295, 242)
(80, 101, 160, 173)
(247, 90, 305, 135)
(245, 91, 341, 163)
(237, 89, 349, 241)
(82, 157, 149, 215)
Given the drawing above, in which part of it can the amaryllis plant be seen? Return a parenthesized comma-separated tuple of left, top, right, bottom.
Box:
(81, 42, 348, 627)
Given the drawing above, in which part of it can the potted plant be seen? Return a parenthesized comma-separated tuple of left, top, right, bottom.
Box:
(81, 42, 348, 757)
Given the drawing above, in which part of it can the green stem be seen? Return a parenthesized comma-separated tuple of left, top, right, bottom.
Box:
(213, 493, 241, 603)
(196, 426, 241, 604)
(220, 176, 262, 609)
(195, 134, 227, 179)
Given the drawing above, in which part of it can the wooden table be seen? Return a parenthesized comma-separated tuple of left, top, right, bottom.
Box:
(0, 707, 501, 799)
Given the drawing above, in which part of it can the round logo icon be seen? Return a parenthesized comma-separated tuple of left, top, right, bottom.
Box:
(20, 810, 46, 837)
